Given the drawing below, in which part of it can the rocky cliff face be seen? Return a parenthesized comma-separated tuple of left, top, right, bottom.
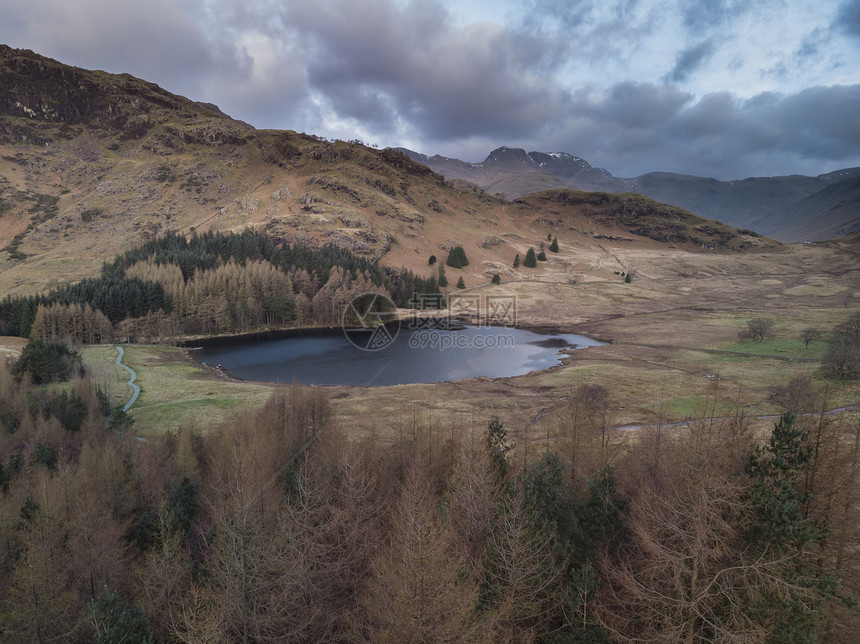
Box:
(0, 45, 249, 147)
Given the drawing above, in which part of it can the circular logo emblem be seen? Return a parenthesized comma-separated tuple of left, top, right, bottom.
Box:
(342, 292, 401, 351)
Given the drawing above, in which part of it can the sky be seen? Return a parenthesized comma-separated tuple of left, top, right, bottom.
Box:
(1, 0, 859, 179)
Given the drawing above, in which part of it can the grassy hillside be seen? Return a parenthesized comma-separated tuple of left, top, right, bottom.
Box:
(1, 46, 776, 298)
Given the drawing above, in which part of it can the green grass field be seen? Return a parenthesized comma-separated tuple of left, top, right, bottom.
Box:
(82, 344, 274, 435)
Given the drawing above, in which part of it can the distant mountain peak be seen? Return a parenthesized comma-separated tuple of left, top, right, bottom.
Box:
(402, 144, 860, 241)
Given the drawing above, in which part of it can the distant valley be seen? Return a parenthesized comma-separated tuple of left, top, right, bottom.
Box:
(399, 146, 860, 242)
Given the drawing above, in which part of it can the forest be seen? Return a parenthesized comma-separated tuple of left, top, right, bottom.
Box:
(0, 230, 441, 342)
(0, 343, 857, 642)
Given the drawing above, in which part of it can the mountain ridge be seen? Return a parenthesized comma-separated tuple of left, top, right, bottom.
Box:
(398, 146, 860, 242)
(0, 46, 777, 296)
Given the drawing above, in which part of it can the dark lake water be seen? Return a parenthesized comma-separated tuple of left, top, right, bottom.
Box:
(192, 325, 603, 386)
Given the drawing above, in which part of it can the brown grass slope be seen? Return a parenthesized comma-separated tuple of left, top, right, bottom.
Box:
(0, 46, 776, 297)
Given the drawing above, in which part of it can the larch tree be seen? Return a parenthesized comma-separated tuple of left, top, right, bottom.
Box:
(360, 463, 482, 643)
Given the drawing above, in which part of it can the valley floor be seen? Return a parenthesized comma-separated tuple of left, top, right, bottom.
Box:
(36, 240, 854, 448)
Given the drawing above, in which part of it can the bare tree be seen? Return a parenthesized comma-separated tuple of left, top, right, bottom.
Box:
(740, 318, 775, 343)
(769, 376, 819, 414)
(447, 445, 504, 566)
(596, 474, 786, 643)
(800, 327, 819, 350)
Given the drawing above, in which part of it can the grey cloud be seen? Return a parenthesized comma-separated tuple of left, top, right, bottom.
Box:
(279, 0, 568, 139)
(1, 0, 857, 182)
(572, 82, 692, 129)
(519, 83, 860, 180)
(666, 40, 715, 82)
(0, 0, 226, 97)
(836, 0, 860, 39)
(680, 0, 750, 32)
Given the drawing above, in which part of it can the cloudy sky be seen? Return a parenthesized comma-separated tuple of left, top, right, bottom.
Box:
(2, 0, 859, 179)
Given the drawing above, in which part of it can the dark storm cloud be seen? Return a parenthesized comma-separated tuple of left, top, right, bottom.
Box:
(0, 0, 856, 180)
(573, 82, 692, 129)
(835, 0, 860, 38)
(666, 40, 715, 82)
(280, 0, 567, 139)
(537, 83, 860, 179)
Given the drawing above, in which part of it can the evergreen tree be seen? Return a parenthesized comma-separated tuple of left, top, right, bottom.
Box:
(88, 586, 156, 644)
(537, 249, 547, 262)
(513, 254, 520, 269)
(486, 417, 509, 480)
(428, 255, 437, 265)
(549, 237, 559, 253)
(11, 339, 83, 384)
(745, 412, 838, 640)
(438, 263, 448, 288)
(445, 245, 469, 269)
(456, 276, 465, 289)
(524, 248, 537, 268)
(746, 412, 817, 552)
(491, 273, 501, 284)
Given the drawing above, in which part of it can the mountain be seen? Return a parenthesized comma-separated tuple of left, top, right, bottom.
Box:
(751, 172, 860, 242)
(399, 146, 623, 197)
(399, 147, 860, 242)
(0, 46, 776, 296)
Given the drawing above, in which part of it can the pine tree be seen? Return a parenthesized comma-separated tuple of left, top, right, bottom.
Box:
(549, 237, 559, 253)
(446, 246, 469, 269)
(523, 248, 537, 268)
(438, 264, 448, 288)
(491, 274, 501, 284)
(537, 249, 547, 261)
(456, 276, 465, 289)
(513, 254, 520, 269)
(745, 412, 836, 640)
(89, 586, 157, 644)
